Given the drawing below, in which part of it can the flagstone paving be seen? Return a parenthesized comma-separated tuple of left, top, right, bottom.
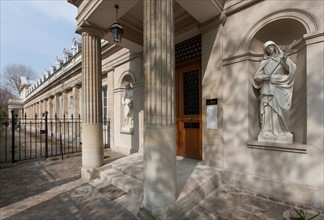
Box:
(184, 184, 324, 220)
(0, 150, 135, 220)
(0, 149, 323, 220)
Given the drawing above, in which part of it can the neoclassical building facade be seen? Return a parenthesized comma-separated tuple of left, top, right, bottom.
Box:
(13, 0, 323, 214)
(16, 37, 143, 154)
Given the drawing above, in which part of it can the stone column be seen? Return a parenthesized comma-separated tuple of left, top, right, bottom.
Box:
(44, 98, 49, 115)
(143, 0, 176, 213)
(72, 85, 81, 117)
(54, 94, 60, 117)
(42, 100, 46, 115)
(33, 104, 36, 116)
(39, 101, 43, 116)
(80, 26, 104, 180)
(49, 96, 54, 118)
(36, 102, 39, 116)
(62, 90, 69, 117)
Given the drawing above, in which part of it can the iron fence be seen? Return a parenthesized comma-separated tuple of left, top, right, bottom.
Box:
(0, 111, 110, 164)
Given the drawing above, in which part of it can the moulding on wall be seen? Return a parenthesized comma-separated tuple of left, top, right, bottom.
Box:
(120, 129, 134, 135)
(223, 52, 263, 66)
(240, 8, 319, 54)
(118, 70, 136, 87)
(304, 31, 324, 45)
(247, 140, 307, 154)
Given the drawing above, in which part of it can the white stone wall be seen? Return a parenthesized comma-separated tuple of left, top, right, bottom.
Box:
(207, 0, 324, 208)
(112, 52, 143, 155)
(201, 26, 224, 165)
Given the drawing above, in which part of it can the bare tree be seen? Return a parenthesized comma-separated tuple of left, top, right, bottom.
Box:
(1, 64, 37, 97)
(0, 87, 14, 118)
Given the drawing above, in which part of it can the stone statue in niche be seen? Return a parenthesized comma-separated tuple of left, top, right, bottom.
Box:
(122, 83, 133, 131)
(253, 41, 297, 144)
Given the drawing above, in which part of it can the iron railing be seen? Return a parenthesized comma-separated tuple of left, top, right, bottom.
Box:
(0, 111, 110, 164)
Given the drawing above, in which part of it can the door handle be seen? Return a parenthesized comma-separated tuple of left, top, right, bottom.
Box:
(188, 117, 192, 121)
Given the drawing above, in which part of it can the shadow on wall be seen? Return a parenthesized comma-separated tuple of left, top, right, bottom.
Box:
(127, 58, 144, 154)
(216, 13, 322, 208)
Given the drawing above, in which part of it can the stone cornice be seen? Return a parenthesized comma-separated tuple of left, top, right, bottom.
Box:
(24, 61, 82, 104)
(224, 0, 263, 16)
(75, 0, 101, 27)
(67, 0, 82, 7)
(198, 11, 227, 33)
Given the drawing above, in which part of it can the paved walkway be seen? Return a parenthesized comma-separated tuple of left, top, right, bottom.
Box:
(185, 184, 324, 220)
(0, 150, 323, 220)
(0, 150, 135, 220)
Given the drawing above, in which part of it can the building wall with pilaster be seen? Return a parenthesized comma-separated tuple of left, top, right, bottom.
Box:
(200, 0, 324, 209)
(21, 41, 143, 157)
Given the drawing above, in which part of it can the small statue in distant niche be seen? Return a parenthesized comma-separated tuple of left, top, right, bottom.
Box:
(253, 40, 297, 144)
(122, 83, 133, 131)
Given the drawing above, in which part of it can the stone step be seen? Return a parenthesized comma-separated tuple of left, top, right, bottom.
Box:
(107, 153, 144, 182)
(114, 192, 143, 216)
(162, 164, 223, 219)
(96, 154, 222, 220)
(100, 168, 143, 200)
(97, 167, 144, 216)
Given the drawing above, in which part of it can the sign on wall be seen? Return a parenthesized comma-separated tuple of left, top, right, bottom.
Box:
(206, 98, 218, 129)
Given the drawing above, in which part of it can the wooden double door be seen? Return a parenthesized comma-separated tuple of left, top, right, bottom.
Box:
(176, 58, 202, 160)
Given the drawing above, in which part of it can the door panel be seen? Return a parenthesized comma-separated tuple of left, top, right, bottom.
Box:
(176, 61, 202, 160)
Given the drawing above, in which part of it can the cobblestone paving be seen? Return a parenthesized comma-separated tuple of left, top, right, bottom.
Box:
(1, 150, 323, 220)
(0, 150, 135, 220)
(185, 184, 324, 220)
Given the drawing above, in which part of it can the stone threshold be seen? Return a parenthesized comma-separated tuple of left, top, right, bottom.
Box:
(247, 140, 307, 154)
(95, 153, 223, 219)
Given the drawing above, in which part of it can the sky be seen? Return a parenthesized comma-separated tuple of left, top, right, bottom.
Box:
(0, 0, 79, 81)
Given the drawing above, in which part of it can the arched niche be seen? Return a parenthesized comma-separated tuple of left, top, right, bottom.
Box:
(114, 69, 141, 154)
(249, 19, 306, 54)
(118, 71, 136, 131)
(118, 70, 136, 88)
(248, 18, 307, 144)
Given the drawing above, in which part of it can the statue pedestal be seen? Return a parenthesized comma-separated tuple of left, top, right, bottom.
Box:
(121, 125, 134, 134)
(258, 133, 294, 144)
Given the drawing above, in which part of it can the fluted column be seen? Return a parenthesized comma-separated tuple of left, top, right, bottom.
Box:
(143, 0, 176, 212)
(54, 94, 60, 116)
(33, 104, 36, 116)
(39, 101, 42, 116)
(62, 90, 69, 117)
(49, 96, 54, 118)
(72, 85, 81, 117)
(44, 98, 49, 115)
(80, 26, 104, 180)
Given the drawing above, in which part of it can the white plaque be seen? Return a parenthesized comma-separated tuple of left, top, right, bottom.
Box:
(206, 99, 218, 129)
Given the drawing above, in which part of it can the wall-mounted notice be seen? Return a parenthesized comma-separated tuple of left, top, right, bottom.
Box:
(206, 98, 218, 129)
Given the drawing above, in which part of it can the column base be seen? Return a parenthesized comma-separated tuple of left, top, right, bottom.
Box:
(81, 167, 98, 181)
(142, 190, 174, 218)
(143, 125, 177, 213)
(82, 124, 104, 168)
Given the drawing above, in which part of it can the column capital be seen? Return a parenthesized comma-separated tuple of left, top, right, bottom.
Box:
(77, 21, 106, 38)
